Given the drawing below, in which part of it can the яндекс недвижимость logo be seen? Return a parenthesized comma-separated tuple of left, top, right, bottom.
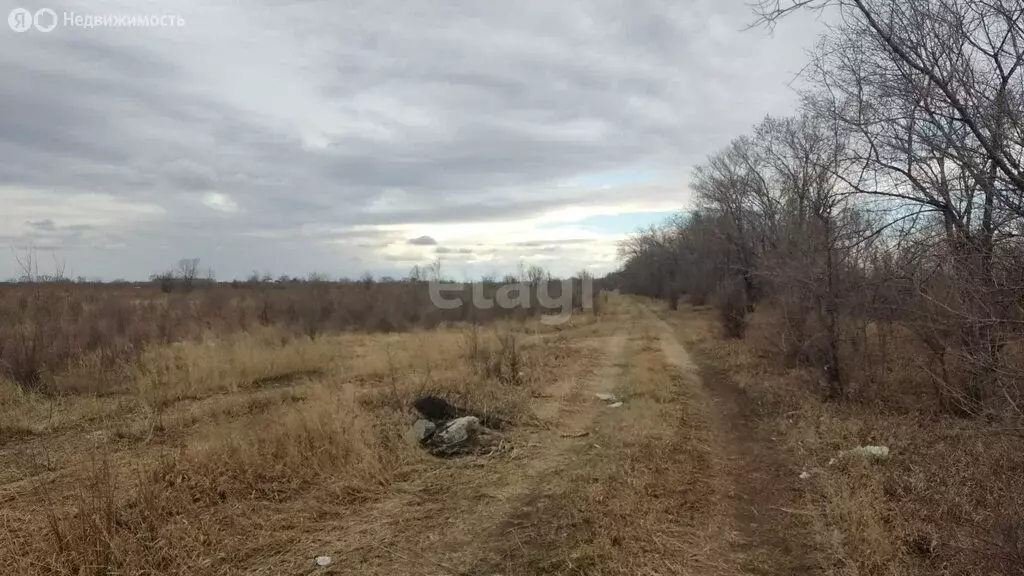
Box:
(8, 7, 185, 32)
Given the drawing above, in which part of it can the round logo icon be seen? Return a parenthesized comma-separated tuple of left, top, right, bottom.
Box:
(33, 8, 57, 32)
(8, 7, 32, 32)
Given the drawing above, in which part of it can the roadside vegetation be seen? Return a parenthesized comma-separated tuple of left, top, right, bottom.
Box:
(616, 1, 1024, 573)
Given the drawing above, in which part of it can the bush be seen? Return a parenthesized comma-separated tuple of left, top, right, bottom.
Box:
(717, 283, 748, 339)
(0, 279, 593, 393)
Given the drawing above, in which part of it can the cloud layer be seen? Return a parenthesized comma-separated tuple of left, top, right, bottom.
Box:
(0, 0, 822, 280)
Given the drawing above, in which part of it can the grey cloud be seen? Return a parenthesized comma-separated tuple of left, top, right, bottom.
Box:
(0, 0, 824, 279)
(407, 236, 438, 246)
(165, 160, 219, 192)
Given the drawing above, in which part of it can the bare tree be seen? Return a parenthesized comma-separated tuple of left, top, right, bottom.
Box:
(615, 0, 1024, 412)
(13, 246, 67, 283)
(175, 258, 201, 291)
(526, 265, 548, 285)
(753, 0, 1024, 410)
(428, 258, 444, 283)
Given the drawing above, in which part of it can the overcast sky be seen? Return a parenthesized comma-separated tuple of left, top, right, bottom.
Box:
(0, 0, 823, 281)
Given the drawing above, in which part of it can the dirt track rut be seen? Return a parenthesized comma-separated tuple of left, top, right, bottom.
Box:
(648, 304, 819, 575)
(319, 297, 814, 575)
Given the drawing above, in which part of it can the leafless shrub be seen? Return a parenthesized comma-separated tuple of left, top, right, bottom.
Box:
(717, 279, 748, 339)
(0, 272, 598, 394)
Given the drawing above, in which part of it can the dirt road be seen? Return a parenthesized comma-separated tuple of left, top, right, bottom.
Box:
(309, 296, 814, 575)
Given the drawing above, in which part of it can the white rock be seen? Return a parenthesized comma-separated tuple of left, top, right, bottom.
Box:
(315, 556, 332, 566)
(799, 471, 811, 479)
(848, 445, 890, 459)
(409, 419, 436, 443)
(608, 402, 623, 408)
(434, 416, 481, 446)
(595, 393, 618, 402)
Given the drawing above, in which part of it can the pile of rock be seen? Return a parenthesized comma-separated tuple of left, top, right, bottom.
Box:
(409, 395, 501, 457)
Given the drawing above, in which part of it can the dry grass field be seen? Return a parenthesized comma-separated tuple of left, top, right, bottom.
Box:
(0, 279, 590, 395)
(2, 288, 1020, 575)
(0, 299, 588, 574)
(0, 289, 731, 575)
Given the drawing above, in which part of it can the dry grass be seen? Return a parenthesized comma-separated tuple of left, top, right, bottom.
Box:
(0, 279, 594, 393)
(0, 291, 734, 576)
(0, 298, 593, 575)
(669, 300, 1024, 576)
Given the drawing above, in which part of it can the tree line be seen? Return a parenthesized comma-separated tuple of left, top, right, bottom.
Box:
(615, 0, 1024, 416)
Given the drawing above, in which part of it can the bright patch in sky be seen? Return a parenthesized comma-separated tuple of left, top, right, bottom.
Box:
(202, 192, 239, 213)
(576, 210, 678, 235)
